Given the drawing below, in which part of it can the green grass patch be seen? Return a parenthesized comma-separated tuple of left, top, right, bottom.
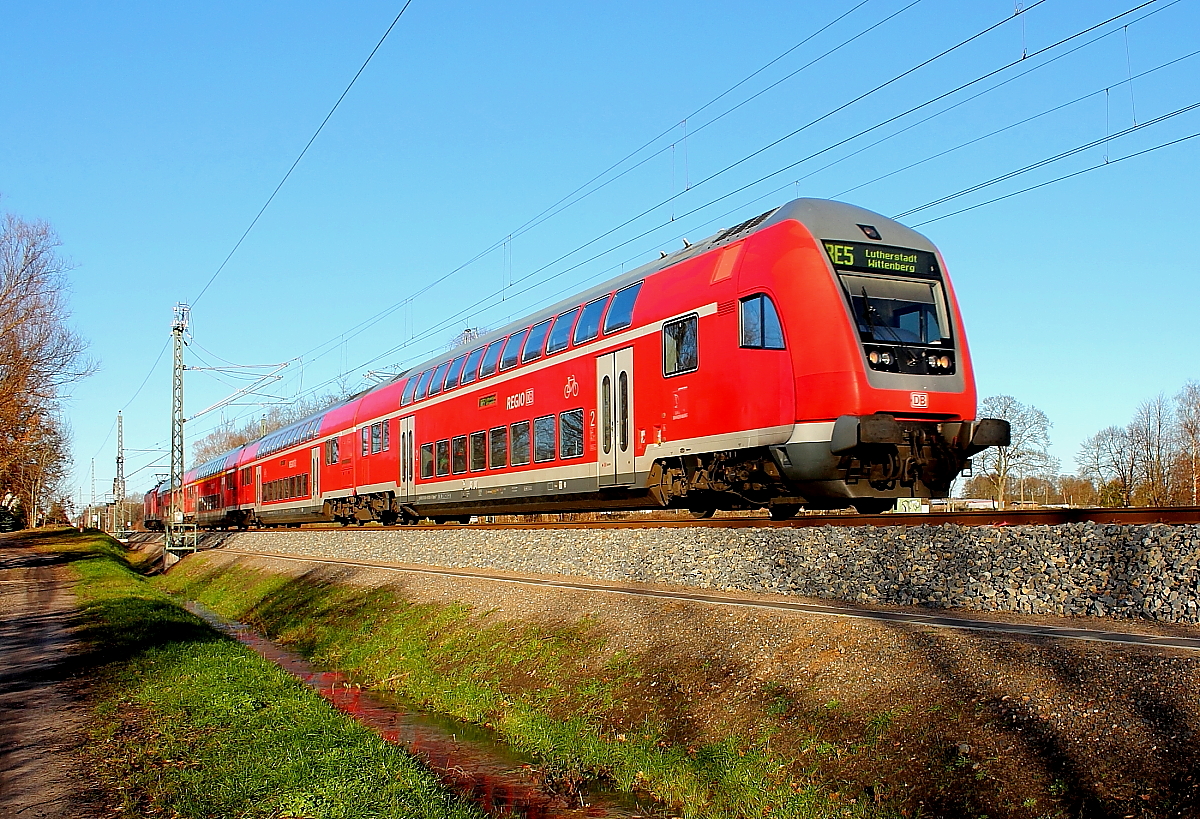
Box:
(40, 530, 483, 819)
(161, 559, 901, 819)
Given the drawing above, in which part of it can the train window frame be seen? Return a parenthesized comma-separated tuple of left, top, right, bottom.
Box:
(499, 329, 529, 371)
(427, 360, 452, 397)
(510, 420, 531, 466)
(739, 293, 785, 350)
(573, 296, 609, 346)
(489, 426, 508, 469)
(460, 346, 485, 385)
(559, 409, 584, 459)
(663, 313, 699, 377)
(420, 443, 434, 479)
(602, 281, 642, 334)
(469, 431, 487, 472)
(324, 439, 338, 465)
(444, 355, 467, 391)
(361, 427, 370, 457)
(545, 307, 580, 355)
(478, 339, 505, 379)
(414, 368, 435, 401)
(521, 319, 553, 363)
(371, 423, 382, 454)
(435, 440, 451, 477)
(401, 377, 418, 406)
(533, 415, 556, 462)
(383, 420, 390, 451)
(451, 435, 468, 474)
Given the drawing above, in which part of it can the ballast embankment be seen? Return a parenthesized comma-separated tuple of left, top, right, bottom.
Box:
(199, 522, 1200, 625)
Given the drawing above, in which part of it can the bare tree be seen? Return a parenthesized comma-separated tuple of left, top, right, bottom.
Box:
(1176, 381, 1200, 506)
(971, 395, 1056, 507)
(0, 210, 94, 521)
(1076, 426, 1138, 507)
(1127, 394, 1177, 506)
(190, 391, 350, 465)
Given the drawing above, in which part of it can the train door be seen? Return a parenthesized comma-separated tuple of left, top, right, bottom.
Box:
(595, 347, 635, 487)
(398, 415, 415, 501)
(254, 465, 262, 509)
(311, 447, 320, 501)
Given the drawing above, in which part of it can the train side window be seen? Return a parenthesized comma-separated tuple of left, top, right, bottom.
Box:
(414, 369, 435, 401)
(489, 426, 508, 469)
(361, 428, 370, 457)
(511, 421, 531, 466)
(324, 439, 338, 465)
(559, 409, 584, 459)
(451, 436, 468, 474)
(522, 319, 553, 363)
(371, 423, 382, 454)
(663, 314, 699, 376)
(478, 339, 504, 379)
(499, 329, 528, 371)
(436, 440, 450, 477)
(573, 296, 609, 345)
(444, 355, 467, 391)
(603, 281, 642, 334)
(420, 443, 434, 479)
(427, 360, 452, 397)
(460, 347, 485, 385)
(400, 377, 418, 406)
(546, 307, 579, 355)
(241, 467, 253, 485)
(382, 420, 390, 451)
(533, 415, 556, 462)
(470, 431, 487, 472)
(740, 294, 785, 349)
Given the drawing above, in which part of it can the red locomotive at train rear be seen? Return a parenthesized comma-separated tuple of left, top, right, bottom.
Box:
(151, 198, 1009, 529)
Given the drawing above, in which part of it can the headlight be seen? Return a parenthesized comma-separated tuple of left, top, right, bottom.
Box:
(937, 355, 951, 369)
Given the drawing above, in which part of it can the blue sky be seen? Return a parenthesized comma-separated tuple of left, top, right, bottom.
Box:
(2, 0, 1197, 502)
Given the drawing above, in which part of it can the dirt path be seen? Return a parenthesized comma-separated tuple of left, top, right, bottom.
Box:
(0, 533, 102, 818)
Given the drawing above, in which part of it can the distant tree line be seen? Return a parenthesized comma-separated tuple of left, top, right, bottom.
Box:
(964, 384, 1200, 508)
(190, 391, 353, 466)
(0, 209, 94, 526)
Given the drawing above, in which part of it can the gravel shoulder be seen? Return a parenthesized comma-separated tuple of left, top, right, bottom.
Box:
(189, 533, 1200, 818)
(0, 530, 104, 819)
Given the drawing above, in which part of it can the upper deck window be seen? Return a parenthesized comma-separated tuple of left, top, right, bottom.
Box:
(444, 355, 467, 391)
(522, 319, 553, 363)
(739, 294, 785, 349)
(401, 376, 418, 406)
(478, 340, 504, 379)
(499, 329, 528, 371)
(840, 273, 950, 345)
(573, 296, 609, 345)
(460, 346, 485, 385)
(603, 282, 642, 334)
(427, 360, 452, 396)
(546, 307, 579, 354)
(414, 369, 435, 401)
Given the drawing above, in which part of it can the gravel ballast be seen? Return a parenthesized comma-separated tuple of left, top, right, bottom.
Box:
(202, 522, 1200, 624)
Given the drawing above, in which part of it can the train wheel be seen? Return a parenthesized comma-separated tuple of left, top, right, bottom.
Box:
(769, 505, 800, 521)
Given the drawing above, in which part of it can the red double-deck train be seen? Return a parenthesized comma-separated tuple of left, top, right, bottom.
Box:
(144, 198, 1008, 530)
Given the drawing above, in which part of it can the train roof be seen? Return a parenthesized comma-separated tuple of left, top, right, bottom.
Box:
(189, 197, 933, 471)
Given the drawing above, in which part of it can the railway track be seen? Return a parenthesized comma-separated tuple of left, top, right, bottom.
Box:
(192, 504, 1200, 532)
(220, 549, 1200, 654)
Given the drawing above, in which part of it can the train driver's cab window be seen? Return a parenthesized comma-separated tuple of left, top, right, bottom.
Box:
(460, 346, 485, 385)
(478, 339, 504, 379)
(573, 296, 609, 345)
(522, 319, 553, 363)
(663, 314, 699, 376)
(500, 329, 529, 371)
(546, 307, 579, 355)
(602, 281, 642, 334)
(420, 443, 434, 479)
(740, 294, 785, 349)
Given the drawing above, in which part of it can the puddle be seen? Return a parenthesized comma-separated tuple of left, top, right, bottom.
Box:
(186, 602, 668, 818)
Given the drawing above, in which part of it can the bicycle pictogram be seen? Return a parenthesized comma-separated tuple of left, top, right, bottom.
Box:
(564, 375, 579, 399)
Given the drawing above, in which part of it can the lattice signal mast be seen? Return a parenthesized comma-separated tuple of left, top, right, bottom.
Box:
(169, 304, 189, 527)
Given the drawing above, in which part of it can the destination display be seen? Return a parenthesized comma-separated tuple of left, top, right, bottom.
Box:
(822, 240, 939, 278)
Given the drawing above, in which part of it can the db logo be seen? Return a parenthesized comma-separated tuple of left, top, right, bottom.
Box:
(563, 375, 579, 399)
(910, 392, 929, 409)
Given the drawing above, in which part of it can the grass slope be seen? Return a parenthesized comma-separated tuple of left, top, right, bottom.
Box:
(42, 530, 483, 819)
